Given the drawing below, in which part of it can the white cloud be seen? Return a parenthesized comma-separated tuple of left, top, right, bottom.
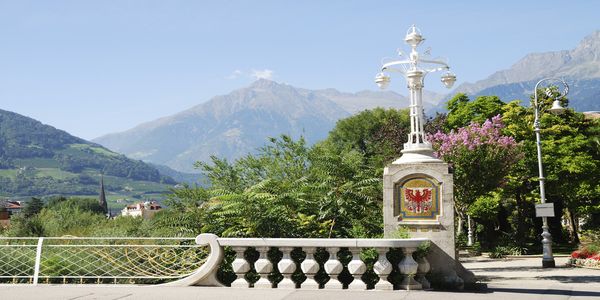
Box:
(251, 69, 274, 80)
(226, 69, 243, 80)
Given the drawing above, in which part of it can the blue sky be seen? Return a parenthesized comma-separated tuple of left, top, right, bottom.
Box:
(1, 0, 598, 140)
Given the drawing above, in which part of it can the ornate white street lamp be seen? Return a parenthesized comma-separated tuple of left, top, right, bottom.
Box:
(375, 25, 456, 164)
(532, 77, 569, 268)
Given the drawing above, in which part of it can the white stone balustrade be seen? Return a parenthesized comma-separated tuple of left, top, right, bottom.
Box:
(173, 234, 431, 290)
(398, 247, 421, 290)
(300, 247, 319, 289)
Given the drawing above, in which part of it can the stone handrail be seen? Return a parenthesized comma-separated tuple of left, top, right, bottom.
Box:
(166, 233, 432, 290)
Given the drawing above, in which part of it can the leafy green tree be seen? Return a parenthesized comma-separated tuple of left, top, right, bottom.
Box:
(22, 197, 44, 217)
(170, 134, 382, 239)
(446, 93, 505, 130)
(499, 86, 600, 244)
(322, 108, 410, 170)
(5, 214, 45, 236)
(150, 209, 203, 237)
(37, 207, 107, 236)
(429, 116, 523, 237)
(46, 196, 105, 215)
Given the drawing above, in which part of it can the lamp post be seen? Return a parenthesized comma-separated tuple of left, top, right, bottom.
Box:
(375, 25, 456, 164)
(532, 77, 569, 268)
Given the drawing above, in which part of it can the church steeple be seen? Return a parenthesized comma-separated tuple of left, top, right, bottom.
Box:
(99, 175, 109, 217)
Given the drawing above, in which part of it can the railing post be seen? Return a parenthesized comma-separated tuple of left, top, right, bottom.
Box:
(323, 247, 343, 289)
(398, 247, 422, 290)
(231, 247, 251, 288)
(373, 247, 393, 290)
(416, 256, 431, 289)
(347, 248, 367, 290)
(253, 246, 273, 288)
(32, 237, 44, 285)
(300, 247, 320, 289)
(277, 247, 296, 288)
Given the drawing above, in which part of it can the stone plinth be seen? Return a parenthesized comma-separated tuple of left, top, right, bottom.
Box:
(383, 161, 469, 289)
(383, 162, 454, 257)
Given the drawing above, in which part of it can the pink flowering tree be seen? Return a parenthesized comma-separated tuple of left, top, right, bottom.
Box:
(428, 115, 523, 236)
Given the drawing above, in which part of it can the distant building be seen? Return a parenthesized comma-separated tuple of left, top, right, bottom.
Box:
(99, 175, 109, 218)
(0, 200, 22, 228)
(0, 211, 8, 228)
(121, 201, 162, 219)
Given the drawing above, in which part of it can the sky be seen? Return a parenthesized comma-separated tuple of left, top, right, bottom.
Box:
(0, 0, 599, 140)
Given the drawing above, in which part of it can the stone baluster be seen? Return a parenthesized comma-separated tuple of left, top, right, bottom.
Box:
(323, 247, 343, 289)
(398, 247, 422, 290)
(373, 247, 393, 290)
(300, 247, 320, 289)
(231, 247, 250, 288)
(416, 256, 431, 289)
(277, 247, 296, 289)
(253, 246, 273, 288)
(347, 248, 367, 290)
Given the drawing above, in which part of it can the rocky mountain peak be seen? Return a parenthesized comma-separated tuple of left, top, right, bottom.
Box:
(571, 30, 600, 63)
(249, 78, 282, 89)
(452, 29, 600, 95)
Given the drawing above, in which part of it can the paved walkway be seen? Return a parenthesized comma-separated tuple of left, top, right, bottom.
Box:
(1, 256, 599, 300)
(462, 256, 600, 299)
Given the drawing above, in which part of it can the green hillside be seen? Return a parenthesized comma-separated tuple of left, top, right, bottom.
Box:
(0, 109, 176, 199)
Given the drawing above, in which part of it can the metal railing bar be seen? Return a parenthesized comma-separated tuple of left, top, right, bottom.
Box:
(41, 245, 202, 248)
(32, 237, 44, 285)
(4, 237, 195, 240)
(35, 275, 191, 279)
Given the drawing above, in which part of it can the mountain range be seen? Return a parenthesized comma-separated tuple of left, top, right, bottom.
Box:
(450, 30, 600, 111)
(93, 80, 443, 172)
(93, 30, 600, 173)
(0, 109, 176, 200)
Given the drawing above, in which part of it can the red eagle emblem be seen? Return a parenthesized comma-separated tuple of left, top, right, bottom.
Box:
(404, 188, 432, 213)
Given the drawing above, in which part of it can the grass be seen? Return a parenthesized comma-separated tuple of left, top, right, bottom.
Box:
(35, 168, 78, 180)
(0, 169, 18, 179)
(13, 158, 59, 168)
(69, 143, 120, 157)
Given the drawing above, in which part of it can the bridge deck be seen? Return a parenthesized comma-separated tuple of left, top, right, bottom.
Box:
(1, 257, 598, 300)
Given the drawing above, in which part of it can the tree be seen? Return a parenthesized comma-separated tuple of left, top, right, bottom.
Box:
(322, 108, 410, 170)
(45, 196, 105, 215)
(171, 135, 382, 239)
(446, 93, 505, 130)
(498, 86, 600, 244)
(428, 116, 523, 237)
(22, 197, 44, 217)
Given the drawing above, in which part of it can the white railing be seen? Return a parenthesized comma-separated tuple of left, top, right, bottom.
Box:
(0, 237, 207, 284)
(0, 234, 432, 290)
(176, 234, 432, 290)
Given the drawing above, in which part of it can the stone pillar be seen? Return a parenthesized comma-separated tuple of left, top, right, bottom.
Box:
(383, 161, 466, 288)
(383, 162, 455, 258)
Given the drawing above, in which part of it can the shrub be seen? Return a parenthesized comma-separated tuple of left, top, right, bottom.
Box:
(571, 250, 587, 259)
(488, 246, 507, 259)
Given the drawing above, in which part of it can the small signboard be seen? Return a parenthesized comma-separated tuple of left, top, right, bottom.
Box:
(535, 203, 555, 217)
